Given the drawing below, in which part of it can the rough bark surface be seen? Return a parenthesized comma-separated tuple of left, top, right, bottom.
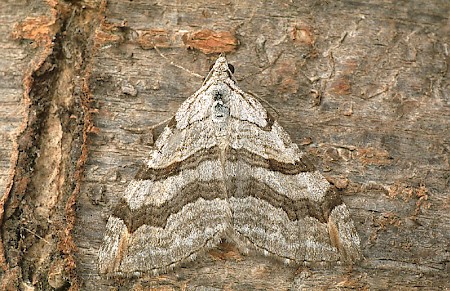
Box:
(0, 0, 449, 290)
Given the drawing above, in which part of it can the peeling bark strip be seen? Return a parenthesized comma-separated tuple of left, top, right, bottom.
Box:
(137, 29, 171, 49)
(98, 56, 361, 277)
(0, 0, 107, 290)
(182, 29, 239, 54)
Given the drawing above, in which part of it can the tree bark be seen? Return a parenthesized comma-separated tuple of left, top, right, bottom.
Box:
(0, 0, 448, 290)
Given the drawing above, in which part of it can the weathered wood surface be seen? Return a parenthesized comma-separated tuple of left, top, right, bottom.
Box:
(0, 0, 448, 290)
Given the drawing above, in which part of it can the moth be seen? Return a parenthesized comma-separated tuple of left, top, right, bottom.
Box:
(98, 55, 361, 276)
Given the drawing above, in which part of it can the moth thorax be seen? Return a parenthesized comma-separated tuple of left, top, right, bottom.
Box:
(210, 81, 231, 101)
(212, 100, 230, 123)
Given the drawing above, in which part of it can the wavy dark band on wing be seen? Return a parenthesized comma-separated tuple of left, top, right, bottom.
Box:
(227, 177, 342, 222)
(135, 146, 315, 181)
(226, 147, 315, 174)
(135, 146, 220, 181)
(113, 180, 226, 232)
(112, 178, 341, 233)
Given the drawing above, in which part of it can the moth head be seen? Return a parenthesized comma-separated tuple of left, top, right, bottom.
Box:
(208, 55, 235, 81)
(212, 56, 229, 72)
